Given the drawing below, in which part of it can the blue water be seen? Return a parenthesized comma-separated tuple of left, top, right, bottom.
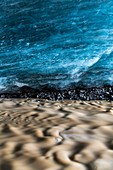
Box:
(0, 0, 113, 91)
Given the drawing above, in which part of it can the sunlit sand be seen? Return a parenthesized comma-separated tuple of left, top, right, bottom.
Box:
(0, 99, 113, 170)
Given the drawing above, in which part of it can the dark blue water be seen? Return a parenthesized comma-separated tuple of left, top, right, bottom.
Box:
(0, 0, 113, 92)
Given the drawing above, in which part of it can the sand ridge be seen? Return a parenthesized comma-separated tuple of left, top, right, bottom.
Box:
(0, 99, 113, 170)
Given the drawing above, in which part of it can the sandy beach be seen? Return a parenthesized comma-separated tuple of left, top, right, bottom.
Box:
(0, 99, 113, 170)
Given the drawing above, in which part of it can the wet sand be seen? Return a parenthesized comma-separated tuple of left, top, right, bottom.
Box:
(0, 99, 113, 170)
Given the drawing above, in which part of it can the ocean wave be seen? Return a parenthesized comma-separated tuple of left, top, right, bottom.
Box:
(0, 0, 113, 92)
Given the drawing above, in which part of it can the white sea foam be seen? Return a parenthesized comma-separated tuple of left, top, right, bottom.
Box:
(14, 82, 28, 87)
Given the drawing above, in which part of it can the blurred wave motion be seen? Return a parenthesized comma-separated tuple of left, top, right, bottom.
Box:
(0, 0, 113, 92)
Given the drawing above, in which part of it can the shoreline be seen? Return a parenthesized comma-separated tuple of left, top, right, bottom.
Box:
(0, 85, 113, 100)
(0, 99, 113, 170)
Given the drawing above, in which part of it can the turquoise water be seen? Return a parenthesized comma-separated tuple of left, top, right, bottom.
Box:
(0, 0, 113, 91)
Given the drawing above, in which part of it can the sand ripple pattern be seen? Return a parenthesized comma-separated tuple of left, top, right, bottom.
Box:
(0, 99, 113, 170)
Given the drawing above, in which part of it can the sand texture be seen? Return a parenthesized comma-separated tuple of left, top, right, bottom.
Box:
(0, 99, 113, 170)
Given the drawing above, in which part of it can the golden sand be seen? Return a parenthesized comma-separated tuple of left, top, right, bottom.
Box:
(0, 99, 113, 170)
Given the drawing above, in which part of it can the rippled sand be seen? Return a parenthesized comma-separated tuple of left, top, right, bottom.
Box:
(0, 99, 113, 170)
